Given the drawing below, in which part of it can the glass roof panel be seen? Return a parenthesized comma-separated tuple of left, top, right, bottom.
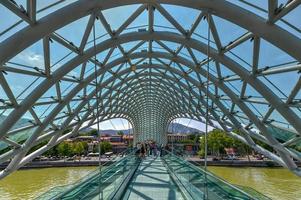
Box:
(103, 5, 142, 31)
(259, 39, 296, 68)
(160, 4, 200, 31)
(211, 15, 248, 47)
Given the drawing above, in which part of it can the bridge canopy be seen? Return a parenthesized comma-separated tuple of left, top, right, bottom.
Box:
(0, 0, 301, 178)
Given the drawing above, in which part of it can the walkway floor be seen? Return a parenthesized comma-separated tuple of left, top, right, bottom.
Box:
(123, 157, 184, 200)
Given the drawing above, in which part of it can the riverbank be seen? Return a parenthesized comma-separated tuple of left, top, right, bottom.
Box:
(188, 157, 300, 167)
(2, 156, 299, 170)
(0, 159, 112, 170)
(1, 166, 301, 200)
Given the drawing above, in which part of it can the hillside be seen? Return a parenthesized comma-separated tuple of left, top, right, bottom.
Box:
(81, 123, 202, 135)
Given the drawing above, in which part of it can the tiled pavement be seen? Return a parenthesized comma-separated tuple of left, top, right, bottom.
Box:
(123, 157, 184, 200)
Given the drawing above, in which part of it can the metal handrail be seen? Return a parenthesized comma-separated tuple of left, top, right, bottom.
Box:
(162, 149, 263, 200)
(52, 150, 136, 199)
(36, 148, 136, 200)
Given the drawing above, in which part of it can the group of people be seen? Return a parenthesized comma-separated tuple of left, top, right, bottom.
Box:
(135, 141, 170, 158)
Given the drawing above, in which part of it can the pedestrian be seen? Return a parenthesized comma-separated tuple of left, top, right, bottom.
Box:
(153, 143, 158, 157)
(146, 142, 150, 156)
(150, 142, 154, 156)
(141, 143, 146, 158)
(136, 142, 141, 157)
(160, 143, 164, 157)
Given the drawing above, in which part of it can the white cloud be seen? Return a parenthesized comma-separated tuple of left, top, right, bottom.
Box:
(15, 50, 44, 68)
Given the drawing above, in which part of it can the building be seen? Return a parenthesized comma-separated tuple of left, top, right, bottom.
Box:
(167, 133, 189, 143)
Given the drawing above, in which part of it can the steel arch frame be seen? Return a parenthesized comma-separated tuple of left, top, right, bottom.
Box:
(17, 70, 286, 170)
(0, 50, 300, 177)
(1, 0, 301, 63)
(0, 0, 300, 178)
(1, 31, 300, 140)
(1, 61, 298, 177)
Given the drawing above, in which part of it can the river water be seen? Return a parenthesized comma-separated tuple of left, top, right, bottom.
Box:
(0, 167, 96, 200)
(0, 166, 300, 200)
(209, 167, 301, 200)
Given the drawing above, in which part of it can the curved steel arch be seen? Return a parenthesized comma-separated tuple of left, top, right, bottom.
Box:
(0, 0, 301, 178)
(2, 64, 294, 175)
(0, 33, 301, 147)
(14, 73, 296, 175)
(1, 67, 199, 175)
(1, 51, 298, 177)
(1, 31, 300, 142)
(1, 0, 301, 63)
(114, 75, 203, 142)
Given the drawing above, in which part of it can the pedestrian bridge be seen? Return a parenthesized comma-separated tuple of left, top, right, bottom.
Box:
(37, 150, 270, 200)
(1, 0, 301, 180)
(0, 1, 301, 199)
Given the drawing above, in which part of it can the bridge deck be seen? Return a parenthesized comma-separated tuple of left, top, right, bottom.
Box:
(122, 157, 184, 200)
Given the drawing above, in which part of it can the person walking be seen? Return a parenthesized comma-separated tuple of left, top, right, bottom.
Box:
(140, 143, 146, 158)
(153, 143, 158, 157)
(160, 143, 164, 157)
(150, 142, 154, 156)
(145, 142, 150, 156)
(136, 142, 141, 157)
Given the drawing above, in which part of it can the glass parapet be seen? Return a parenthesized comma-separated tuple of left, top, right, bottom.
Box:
(36, 149, 140, 200)
(162, 150, 271, 200)
(266, 124, 296, 143)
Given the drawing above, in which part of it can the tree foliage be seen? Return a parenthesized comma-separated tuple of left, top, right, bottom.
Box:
(198, 129, 252, 157)
(40, 141, 89, 157)
(117, 131, 124, 136)
(78, 129, 98, 136)
(99, 141, 112, 154)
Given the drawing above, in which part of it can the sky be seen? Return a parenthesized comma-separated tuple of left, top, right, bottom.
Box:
(0, 1, 300, 132)
(90, 117, 212, 132)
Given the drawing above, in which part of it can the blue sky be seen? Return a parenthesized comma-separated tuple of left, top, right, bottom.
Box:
(0, 1, 300, 132)
(91, 117, 212, 132)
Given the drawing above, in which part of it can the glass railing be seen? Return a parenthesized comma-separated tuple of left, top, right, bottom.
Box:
(234, 185, 272, 200)
(36, 149, 140, 200)
(162, 150, 271, 200)
(266, 124, 296, 143)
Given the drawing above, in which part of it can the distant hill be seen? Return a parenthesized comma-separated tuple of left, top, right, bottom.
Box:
(0, 116, 202, 137)
(81, 123, 202, 135)
(0, 115, 31, 129)
(100, 129, 131, 135)
(168, 123, 202, 134)
(0, 115, 33, 150)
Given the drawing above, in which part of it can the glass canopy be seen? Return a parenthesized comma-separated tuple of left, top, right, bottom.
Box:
(0, 0, 300, 178)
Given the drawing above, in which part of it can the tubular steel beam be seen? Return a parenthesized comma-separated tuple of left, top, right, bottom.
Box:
(1, 61, 296, 177)
(1, 0, 301, 64)
(2, 31, 301, 143)
(1, 0, 33, 25)
(1, 32, 298, 177)
(1, 0, 301, 178)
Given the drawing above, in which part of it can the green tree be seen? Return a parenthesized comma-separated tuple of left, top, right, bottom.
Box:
(180, 139, 194, 144)
(81, 141, 89, 154)
(57, 141, 72, 157)
(186, 134, 200, 144)
(198, 129, 270, 159)
(199, 129, 247, 157)
(72, 142, 84, 156)
(208, 129, 229, 156)
(44, 145, 58, 157)
(28, 140, 48, 154)
(117, 131, 124, 136)
(88, 129, 98, 136)
(99, 141, 112, 154)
